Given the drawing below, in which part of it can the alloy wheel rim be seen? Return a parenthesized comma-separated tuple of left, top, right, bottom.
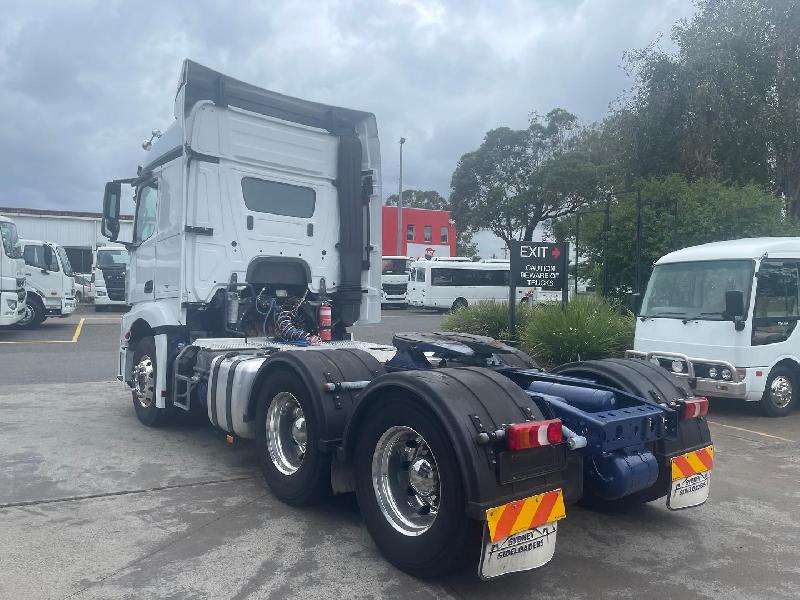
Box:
(266, 392, 307, 475)
(133, 355, 155, 408)
(770, 376, 793, 409)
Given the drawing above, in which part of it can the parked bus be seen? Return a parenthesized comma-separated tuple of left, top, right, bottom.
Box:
(628, 237, 800, 417)
(407, 260, 534, 310)
(381, 256, 411, 306)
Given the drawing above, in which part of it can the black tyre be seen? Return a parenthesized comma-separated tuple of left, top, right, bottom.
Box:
(451, 298, 468, 311)
(16, 296, 46, 329)
(255, 370, 330, 506)
(760, 366, 797, 417)
(354, 397, 479, 578)
(131, 336, 171, 427)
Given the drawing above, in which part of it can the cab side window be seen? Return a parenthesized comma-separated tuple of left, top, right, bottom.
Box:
(134, 182, 159, 243)
(752, 260, 800, 346)
(23, 244, 59, 271)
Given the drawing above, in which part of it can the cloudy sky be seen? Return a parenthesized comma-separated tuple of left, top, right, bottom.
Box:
(0, 0, 695, 213)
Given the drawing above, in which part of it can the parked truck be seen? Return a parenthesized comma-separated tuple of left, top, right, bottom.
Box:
(16, 239, 76, 328)
(93, 244, 129, 311)
(100, 60, 713, 579)
(381, 255, 411, 306)
(0, 216, 26, 328)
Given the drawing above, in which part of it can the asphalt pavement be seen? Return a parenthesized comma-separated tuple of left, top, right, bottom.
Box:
(1, 305, 799, 599)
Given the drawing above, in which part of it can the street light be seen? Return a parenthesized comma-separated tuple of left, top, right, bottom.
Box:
(397, 137, 406, 255)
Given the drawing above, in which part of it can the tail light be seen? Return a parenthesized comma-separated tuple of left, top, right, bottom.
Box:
(506, 419, 563, 451)
(681, 397, 709, 420)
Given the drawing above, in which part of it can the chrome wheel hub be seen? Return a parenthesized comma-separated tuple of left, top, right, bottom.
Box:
(372, 425, 440, 537)
(266, 392, 306, 475)
(770, 376, 793, 409)
(18, 304, 34, 326)
(133, 355, 155, 408)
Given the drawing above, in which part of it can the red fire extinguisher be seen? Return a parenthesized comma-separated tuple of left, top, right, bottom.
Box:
(318, 302, 332, 342)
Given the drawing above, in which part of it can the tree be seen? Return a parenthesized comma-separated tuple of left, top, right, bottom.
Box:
(552, 176, 797, 299)
(385, 189, 448, 210)
(449, 109, 604, 245)
(616, 0, 800, 215)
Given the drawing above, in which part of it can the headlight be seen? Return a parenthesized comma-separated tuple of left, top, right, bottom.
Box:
(708, 367, 718, 379)
(649, 357, 661, 367)
(721, 368, 732, 381)
(6, 299, 17, 310)
(671, 360, 684, 373)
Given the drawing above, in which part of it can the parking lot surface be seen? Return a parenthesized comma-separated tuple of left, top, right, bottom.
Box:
(1, 306, 799, 599)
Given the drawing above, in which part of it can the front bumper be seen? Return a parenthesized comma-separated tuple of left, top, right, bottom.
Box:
(0, 289, 26, 326)
(627, 350, 751, 400)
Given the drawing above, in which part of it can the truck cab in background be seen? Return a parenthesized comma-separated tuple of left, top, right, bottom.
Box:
(629, 237, 800, 417)
(93, 244, 129, 311)
(0, 216, 26, 327)
(381, 256, 411, 305)
(17, 239, 76, 328)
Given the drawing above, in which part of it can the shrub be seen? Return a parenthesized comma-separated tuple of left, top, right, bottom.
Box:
(520, 296, 635, 366)
(441, 301, 534, 341)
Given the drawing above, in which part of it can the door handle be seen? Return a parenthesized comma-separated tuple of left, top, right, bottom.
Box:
(247, 215, 254, 230)
(144, 280, 153, 293)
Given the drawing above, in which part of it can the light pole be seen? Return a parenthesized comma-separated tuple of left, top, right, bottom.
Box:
(397, 137, 406, 255)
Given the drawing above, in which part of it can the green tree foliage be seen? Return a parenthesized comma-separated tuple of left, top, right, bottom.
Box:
(385, 189, 449, 210)
(617, 0, 800, 215)
(553, 176, 796, 299)
(450, 109, 605, 244)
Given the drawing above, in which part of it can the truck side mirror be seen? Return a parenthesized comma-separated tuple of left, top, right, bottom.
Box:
(725, 290, 746, 331)
(102, 181, 121, 241)
(43, 245, 55, 271)
(630, 292, 643, 315)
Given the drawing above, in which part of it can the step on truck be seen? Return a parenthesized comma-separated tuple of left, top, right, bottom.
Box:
(100, 60, 713, 579)
(0, 216, 27, 327)
(17, 239, 76, 329)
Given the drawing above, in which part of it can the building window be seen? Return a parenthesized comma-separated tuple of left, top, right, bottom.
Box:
(406, 224, 415, 241)
(440, 226, 448, 244)
(423, 225, 432, 242)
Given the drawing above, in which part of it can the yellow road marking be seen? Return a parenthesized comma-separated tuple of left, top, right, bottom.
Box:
(707, 420, 796, 443)
(0, 317, 86, 345)
(71, 318, 85, 342)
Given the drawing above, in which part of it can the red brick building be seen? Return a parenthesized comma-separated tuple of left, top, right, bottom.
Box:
(382, 206, 456, 259)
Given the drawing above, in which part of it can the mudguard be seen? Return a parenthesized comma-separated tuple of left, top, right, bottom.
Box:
(246, 348, 385, 451)
(342, 367, 567, 520)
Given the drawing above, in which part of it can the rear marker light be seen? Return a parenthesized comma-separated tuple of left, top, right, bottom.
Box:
(507, 419, 563, 451)
(681, 397, 709, 420)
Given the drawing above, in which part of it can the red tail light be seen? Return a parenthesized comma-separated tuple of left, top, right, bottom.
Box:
(507, 419, 563, 451)
(681, 397, 709, 420)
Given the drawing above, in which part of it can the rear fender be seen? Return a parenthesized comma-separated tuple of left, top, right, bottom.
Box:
(341, 367, 567, 520)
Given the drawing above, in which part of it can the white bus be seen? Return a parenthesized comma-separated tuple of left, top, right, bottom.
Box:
(407, 260, 533, 310)
(381, 256, 411, 306)
(628, 237, 800, 417)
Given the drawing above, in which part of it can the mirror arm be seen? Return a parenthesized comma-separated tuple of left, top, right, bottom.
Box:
(734, 315, 746, 332)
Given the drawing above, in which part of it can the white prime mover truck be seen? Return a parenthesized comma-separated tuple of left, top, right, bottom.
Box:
(0, 216, 26, 327)
(100, 60, 713, 579)
(17, 239, 76, 328)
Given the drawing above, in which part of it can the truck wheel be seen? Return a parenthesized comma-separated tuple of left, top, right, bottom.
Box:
(16, 297, 45, 329)
(255, 371, 330, 506)
(354, 397, 479, 578)
(760, 366, 796, 417)
(131, 336, 171, 427)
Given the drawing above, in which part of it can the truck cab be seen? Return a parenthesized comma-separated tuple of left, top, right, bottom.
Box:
(0, 216, 26, 327)
(629, 237, 800, 416)
(381, 256, 411, 305)
(17, 239, 76, 328)
(93, 244, 129, 311)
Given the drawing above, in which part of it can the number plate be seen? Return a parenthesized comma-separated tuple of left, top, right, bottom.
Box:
(667, 445, 713, 510)
(479, 489, 565, 579)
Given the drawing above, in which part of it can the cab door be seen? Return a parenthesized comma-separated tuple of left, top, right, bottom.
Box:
(128, 179, 159, 304)
(22, 243, 60, 301)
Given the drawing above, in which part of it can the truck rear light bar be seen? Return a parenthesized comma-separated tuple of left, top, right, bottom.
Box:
(507, 419, 563, 451)
(680, 397, 709, 420)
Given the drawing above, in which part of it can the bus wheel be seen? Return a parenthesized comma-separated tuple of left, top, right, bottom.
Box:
(760, 366, 796, 417)
(451, 298, 468, 311)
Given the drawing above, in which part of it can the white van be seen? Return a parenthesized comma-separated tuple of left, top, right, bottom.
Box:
(407, 259, 532, 310)
(0, 216, 26, 327)
(17, 239, 76, 328)
(628, 237, 800, 416)
(94, 245, 129, 311)
(381, 256, 411, 305)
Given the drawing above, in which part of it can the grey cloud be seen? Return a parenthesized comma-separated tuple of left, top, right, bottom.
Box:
(0, 0, 695, 211)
